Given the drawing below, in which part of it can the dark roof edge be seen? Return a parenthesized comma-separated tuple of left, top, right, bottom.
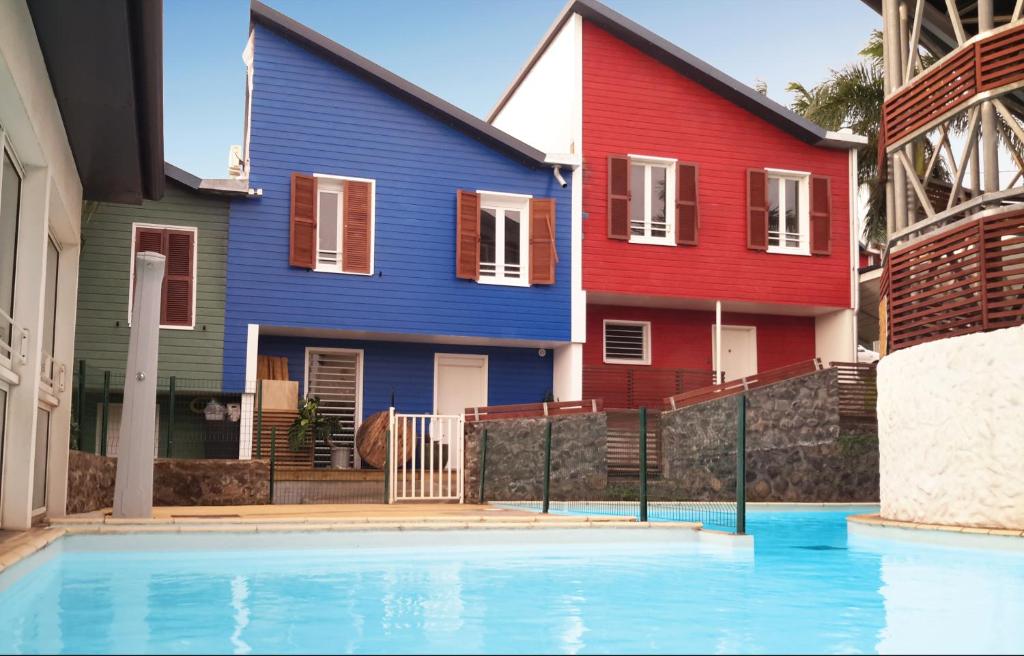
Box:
(165, 162, 251, 197)
(128, 0, 165, 201)
(490, 0, 864, 150)
(249, 0, 551, 167)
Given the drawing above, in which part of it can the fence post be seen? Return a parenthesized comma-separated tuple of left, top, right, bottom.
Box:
(736, 394, 747, 535)
(76, 359, 86, 450)
(269, 426, 277, 503)
(255, 379, 263, 459)
(542, 420, 552, 514)
(479, 428, 489, 504)
(100, 371, 111, 456)
(384, 425, 391, 504)
(639, 406, 648, 522)
(166, 376, 176, 458)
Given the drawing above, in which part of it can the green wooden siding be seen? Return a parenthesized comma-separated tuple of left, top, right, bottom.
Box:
(74, 182, 230, 387)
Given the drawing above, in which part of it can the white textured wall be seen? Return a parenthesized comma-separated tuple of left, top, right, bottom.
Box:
(878, 325, 1024, 529)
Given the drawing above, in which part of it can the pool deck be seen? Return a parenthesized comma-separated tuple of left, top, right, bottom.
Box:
(0, 504, 703, 575)
(848, 513, 1024, 537)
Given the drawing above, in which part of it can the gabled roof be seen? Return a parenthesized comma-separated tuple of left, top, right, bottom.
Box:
(28, 0, 164, 203)
(165, 163, 250, 197)
(249, 0, 552, 167)
(489, 0, 865, 150)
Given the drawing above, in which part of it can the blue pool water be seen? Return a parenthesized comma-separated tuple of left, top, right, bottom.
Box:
(1, 509, 1023, 654)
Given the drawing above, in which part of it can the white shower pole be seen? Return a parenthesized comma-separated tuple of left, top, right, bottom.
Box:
(113, 252, 164, 518)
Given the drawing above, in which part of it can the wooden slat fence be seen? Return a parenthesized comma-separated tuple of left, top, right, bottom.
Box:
(831, 361, 878, 427)
(253, 410, 314, 467)
(882, 207, 1024, 352)
(583, 365, 717, 410)
(664, 358, 825, 410)
(465, 398, 604, 422)
(606, 409, 660, 479)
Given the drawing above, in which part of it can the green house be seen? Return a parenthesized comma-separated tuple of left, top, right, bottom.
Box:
(73, 164, 249, 458)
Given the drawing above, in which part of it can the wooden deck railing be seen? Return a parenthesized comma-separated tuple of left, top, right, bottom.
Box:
(664, 358, 824, 410)
(831, 361, 878, 426)
(465, 399, 604, 422)
(583, 365, 717, 410)
(882, 206, 1024, 352)
(882, 21, 1024, 151)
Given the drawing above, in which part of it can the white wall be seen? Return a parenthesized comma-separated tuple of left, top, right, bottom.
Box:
(815, 308, 856, 364)
(491, 14, 581, 160)
(877, 325, 1024, 530)
(0, 0, 83, 529)
(552, 342, 582, 402)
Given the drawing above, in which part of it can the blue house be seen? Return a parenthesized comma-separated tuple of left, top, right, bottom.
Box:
(224, 2, 577, 465)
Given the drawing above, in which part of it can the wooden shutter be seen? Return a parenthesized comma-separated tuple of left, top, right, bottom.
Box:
(456, 190, 480, 280)
(608, 155, 630, 240)
(163, 230, 194, 326)
(747, 169, 769, 251)
(343, 180, 372, 274)
(132, 227, 165, 315)
(289, 173, 317, 268)
(810, 175, 832, 255)
(529, 198, 557, 285)
(676, 163, 699, 246)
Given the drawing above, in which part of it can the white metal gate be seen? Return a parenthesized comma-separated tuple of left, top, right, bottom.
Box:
(388, 409, 464, 503)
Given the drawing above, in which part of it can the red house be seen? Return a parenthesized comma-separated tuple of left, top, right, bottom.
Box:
(490, 0, 864, 407)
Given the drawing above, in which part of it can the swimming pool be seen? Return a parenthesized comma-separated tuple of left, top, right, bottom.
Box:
(1, 509, 1022, 654)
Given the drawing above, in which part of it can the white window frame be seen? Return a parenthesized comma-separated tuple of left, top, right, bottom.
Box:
(628, 154, 676, 247)
(476, 190, 531, 288)
(0, 127, 25, 375)
(602, 319, 652, 365)
(765, 168, 811, 256)
(313, 173, 376, 276)
(38, 233, 61, 403)
(128, 223, 199, 330)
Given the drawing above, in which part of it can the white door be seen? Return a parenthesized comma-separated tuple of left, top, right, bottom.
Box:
(434, 354, 487, 419)
(712, 326, 758, 381)
(306, 348, 363, 468)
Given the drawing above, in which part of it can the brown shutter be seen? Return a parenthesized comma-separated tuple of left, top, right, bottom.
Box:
(810, 175, 832, 255)
(456, 190, 480, 280)
(342, 180, 372, 274)
(529, 198, 557, 285)
(747, 169, 769, 251)
(289, 173, 317, 268)
(163, 230, 194, 326)
(676, 163, 699, 246)
(608, 155, 630, 240)
(132, 227, 165, 317)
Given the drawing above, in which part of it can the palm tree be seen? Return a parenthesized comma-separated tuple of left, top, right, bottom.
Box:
(787, 32, 887, 243)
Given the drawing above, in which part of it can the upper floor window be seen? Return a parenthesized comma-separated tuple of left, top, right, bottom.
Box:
(479, 192, 529, 286)
(130, 224, 197, 329)
(629, 157, 675, 246)
(766, 170, 810, 256)
(289, 173, 374, 275)
(0, 134, 22, 369)
(603, 320, 651, 365)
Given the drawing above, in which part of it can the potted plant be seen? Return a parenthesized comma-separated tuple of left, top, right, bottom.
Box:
(288, 396, 350, 468)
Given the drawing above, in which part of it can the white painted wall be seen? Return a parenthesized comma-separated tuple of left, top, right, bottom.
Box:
(815, 309, 856, 364)
(877, 325, 1024, 530)
(553, 342, 583, 402)
(491, 14, 581, 160)
(0, 0, 83, 529)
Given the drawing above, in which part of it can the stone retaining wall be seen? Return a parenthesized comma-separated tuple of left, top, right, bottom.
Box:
(66, 451, 270, 513)
(464, 413, 607, 503)
(659, 368, 878, 503)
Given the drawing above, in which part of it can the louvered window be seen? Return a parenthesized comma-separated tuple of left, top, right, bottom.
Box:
(306, 349, 362, 468)
(603, 321, 651, 365)
(130, 224, 196, 329)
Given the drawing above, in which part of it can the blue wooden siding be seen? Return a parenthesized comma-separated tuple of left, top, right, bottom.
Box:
(223, 25, 571, 390)
(258, 336, 553, 419)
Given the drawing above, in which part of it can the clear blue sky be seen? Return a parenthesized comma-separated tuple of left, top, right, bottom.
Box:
(164, 0, 881, 179)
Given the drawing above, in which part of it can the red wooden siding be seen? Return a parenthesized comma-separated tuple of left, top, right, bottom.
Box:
(585, 304, 815, 373)
(581, 21, 851, 309)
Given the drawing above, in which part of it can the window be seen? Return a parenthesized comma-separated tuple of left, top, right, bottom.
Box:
(32, 407, 49, 513)
(766, 170, 810, 255)
(40, 237, 59, 389)
(478, 192, 530, 286)
(130, 224, 197, 329)
(603, 320, 651, 365)
(0, 137, 22, 368)
(629, 157, 675, 245)
(312, 175, 374, 275)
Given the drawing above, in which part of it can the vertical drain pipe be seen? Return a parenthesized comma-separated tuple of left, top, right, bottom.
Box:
(639, 407, 648, 522)
(715, 301, 723, 384)
(542, 420, 552, 513)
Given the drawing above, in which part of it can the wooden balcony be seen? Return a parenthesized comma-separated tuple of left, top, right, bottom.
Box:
(881, 206, 1024, 352)
(582, 365, 717, 410)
